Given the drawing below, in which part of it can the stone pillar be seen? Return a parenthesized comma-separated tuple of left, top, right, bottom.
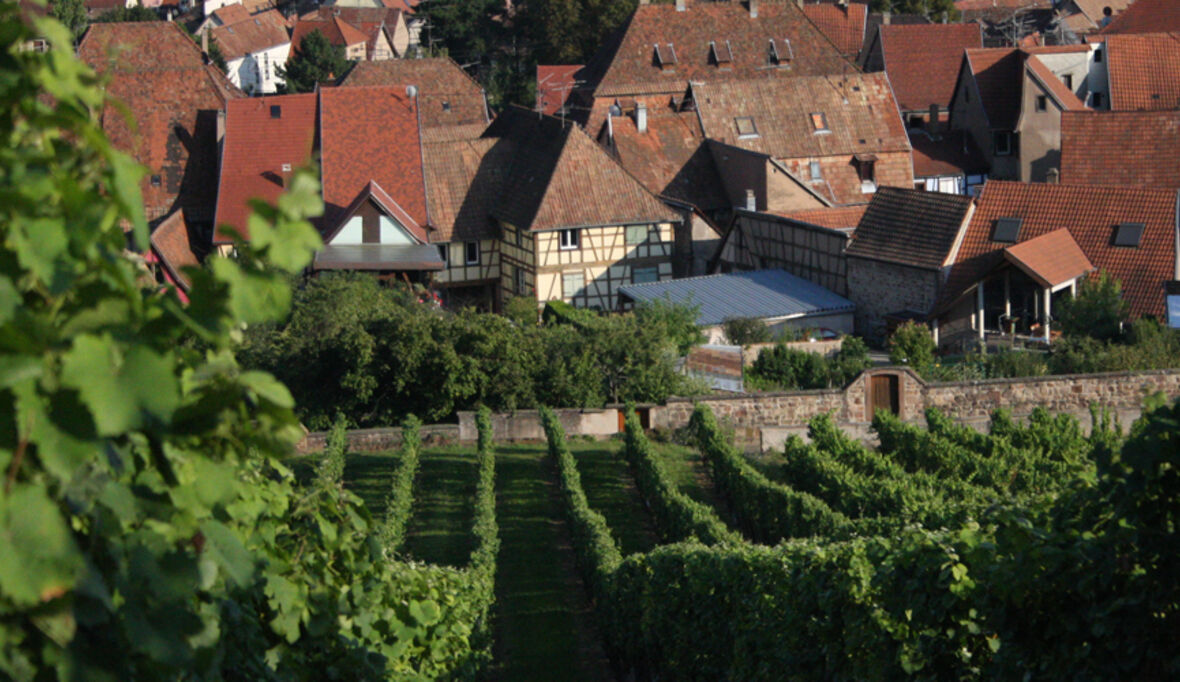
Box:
(1043, 287, 1052, 342)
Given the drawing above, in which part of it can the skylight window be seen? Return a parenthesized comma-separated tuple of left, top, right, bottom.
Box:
(992, 217, 1022, 243)
(734, 116, 758, 138)
(810, 112, 829, 133)
(1113, 222, 1145, 247)
(270, 105, 282, 119)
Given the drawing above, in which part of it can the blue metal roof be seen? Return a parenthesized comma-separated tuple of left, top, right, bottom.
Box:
(618, 269, 854, 327)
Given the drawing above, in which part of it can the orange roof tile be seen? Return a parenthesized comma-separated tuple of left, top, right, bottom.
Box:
(211, 3, 250, 26)
(800, 2, 867, 58)
(586, 0, 854, 99)
(1061, 110, 1180, 189)
(422, 136, 512, 242)
(319, 85, 428, 233)
(290, 16, 367, 56)
(1003, 228, 1093, 288)
(339, 59, 489, 128)
(940, 181, 1178, 319)
(1104, 32, 1180, 111)
(537, 64, 584, 115)
(1101, 0, 1180, 34)
(213, 94, 318, 243)
(210, 9, 288, 61)
(962, 47, 1025, 130)
(150, 209, 199, 293)
(774, 204, 867, 232)
(877, 23, 982, 112)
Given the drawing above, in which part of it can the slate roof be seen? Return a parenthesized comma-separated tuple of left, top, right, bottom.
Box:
(618, 268, 854, 327)
(77, 22, 243, 225)
(211, 9, 289, 61)
(1060, 110, 1180, 189)
(319, 85, 428, 232)
(604, 97, 729, 211)
(875, 23, 981, 112)
(1100, 0, 1180, 34)
(1003, 228, 1093, 288)
(939, 181, 1179, 319)
(801, 2, 867, 58)
(537, 64, 584, 115)
(1103, 32, 1180, 111)
(213, 93, 318, 243)
(693, 72, 910, 158)
(844, 187, 973, 269)
(485, 106, 680, 231)
(910, 128, 988, 177)
(339, 58, 489, 127)
(772, 205, 868, 232)
(586, 0, 854, 98)
(421, 135, 513, 242)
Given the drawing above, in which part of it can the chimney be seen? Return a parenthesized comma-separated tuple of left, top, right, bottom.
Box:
(635, 101, 648, 133)
(675, 0, 685, 12)
(1046, 168, 1060, 184)
(749, 0, 757, 19)
(928, 103, 940, 137)
(882, 10, 891, 25)
(745, 189, 756, 211)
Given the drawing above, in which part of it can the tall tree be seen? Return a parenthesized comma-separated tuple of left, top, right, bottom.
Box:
(50, 0, 87, 40)
(277, 29, 349, 94)
(869, 0, 960, 21)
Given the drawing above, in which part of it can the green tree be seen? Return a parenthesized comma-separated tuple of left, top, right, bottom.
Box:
(888, 320, 936, 374)
(722, 316, 772, 346)
(278, 29, 349, 94)
(93, 5, 159, 22)
(1056, 270, 1129, 341)
(635, 297, 704, 356)
(869, 0, 959, 21)
(50, 0, 87, 40)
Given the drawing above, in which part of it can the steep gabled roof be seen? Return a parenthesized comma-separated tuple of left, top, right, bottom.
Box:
(588, 0, 854, 98)
(210, 9, 289, 61)
(485, 107, 680, 231)
(877, 22, 981, 112)
(1003, 228, 1093, 288)
(422, 134, 514, 242)
(319, 85, 428, 232)
(801, 2, 867, 58)
(693, 72, 910, 158)
(940, 181, 1178, 319)
(844, 187, 973, 269)
(1104, 32, 1180, 111)
(150, 209, 199, 293)
(1100, 0, 1180, 34)
(320, 179, 430, 244)
(960, 47, 1025, 129)
(338, 58, 488, 127)
(1060, 110, 1180, 189)
(77, 22, 243, 224)
(213, 93, 318, 243)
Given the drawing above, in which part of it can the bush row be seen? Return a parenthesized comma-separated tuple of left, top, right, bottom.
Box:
(621, 407, 742, 546)
(455, 406, 501, 674)
(377, 415, 423, 553)
(689, 404, 847, 543)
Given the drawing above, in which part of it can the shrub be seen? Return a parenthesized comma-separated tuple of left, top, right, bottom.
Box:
(888, 320, 936, 374)
(748, 342, 831, 390)
(722, 316, 772, 346)
(1056, 270, 1129, 341)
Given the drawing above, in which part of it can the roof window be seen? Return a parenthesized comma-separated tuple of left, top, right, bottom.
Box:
(270, 105, 282, 119)
(768, 38, 793, 66)
(710, 40, 734, 66)
(992, 217, 1022, 243)
(734, 116, 758, 138)
(810, 112, 829, 133)
(1113, 222, 1145, 247)
(655, 43, 678, 70)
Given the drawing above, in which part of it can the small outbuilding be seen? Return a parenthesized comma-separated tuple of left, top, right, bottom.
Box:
(617, 268, 854, 344)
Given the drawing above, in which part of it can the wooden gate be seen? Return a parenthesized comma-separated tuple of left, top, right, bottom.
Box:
(869, 374, 900, 417)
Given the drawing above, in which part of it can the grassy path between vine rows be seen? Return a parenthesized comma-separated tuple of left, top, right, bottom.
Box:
(571, 441, 660, 556)
(402, 447, 478, 567)
(650, 442, 734, 520)
(490, 444, 612, 682)
(342, 452, 404, 518)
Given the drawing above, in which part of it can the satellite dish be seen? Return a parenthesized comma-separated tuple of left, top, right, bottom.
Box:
(406, 85, 419, 98)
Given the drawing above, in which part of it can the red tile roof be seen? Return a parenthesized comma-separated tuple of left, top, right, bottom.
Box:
(319, 85, 428, 233)
(1100, 0, 1180, 34)
(876, 23, 982, 112)
(211, 3, 250, 26)
(339, 58, 488, 128)
(290, 16, 368, 57)
(537, 64, 584, 115)
(1060, 110, 1180, 189)
(422, 135, 513, 242)
(773, 204, 867, 232)
(149, 209, 199, 293)
(211, 9, 289, 61)
(800, 2, 867, 58)
(961, 47, 1026, 129)
(955, 0, 1047, 9)
(910, 129, 988, 177)
(1104, 32, 1180, 111)
(940, 181, 1178, 319)
(213, 94, 318, 243)
(77, 22, 243, 225)
(486, 106, 680, 231)
(1003, 228, 1093, 288)
(587, 0, 854, 98)
(602, 96, 729, 211)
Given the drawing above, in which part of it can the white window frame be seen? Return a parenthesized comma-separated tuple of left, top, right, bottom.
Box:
(558, 229, 579, 250)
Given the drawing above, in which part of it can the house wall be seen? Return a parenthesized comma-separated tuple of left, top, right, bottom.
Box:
(225, 42, 290, 95)
(345, 41, 366, 60)
(766, 159, 827, 212)
(719, 211, 850, 295)
(203, 0, 237, 17)
(533, 222, 676, 310)
(388, 14, 410, 57)
(710, 142, 769, 210)
(434, 238, 500, 285)
(498, 223, 536, 303)
(1087, 41, 1110, 109)
(1018, 73, 1066, 183)
(846, 256, 942, 339)
(951, 67, 1019, 180)
(369, 29, 394, 61)
(1036, 50, 1092, 100)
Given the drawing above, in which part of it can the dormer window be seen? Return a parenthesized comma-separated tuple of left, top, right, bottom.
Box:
(854, 154, 877, 193)
(734, 116, 758, 138)
(1113, 222, 1145, 247)
(810, 112, 829, 133)
(992, 216, 1022, 243)
(655, 43, 678, 71)
(769, 38, 793, 66)
(709, 40, 733, 67)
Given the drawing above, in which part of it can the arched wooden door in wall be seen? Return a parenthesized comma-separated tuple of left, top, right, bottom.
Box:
(869, 374, 900, 418)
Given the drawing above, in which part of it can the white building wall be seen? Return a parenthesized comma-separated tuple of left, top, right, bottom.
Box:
(203, 0, 238, 17)
(225, 42, 290, 95)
